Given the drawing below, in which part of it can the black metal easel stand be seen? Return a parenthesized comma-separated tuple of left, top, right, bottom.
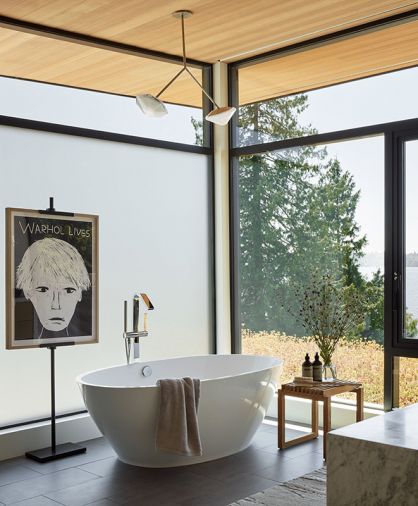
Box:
(26, 197, 85, 463)
(25, 344, 86, 463)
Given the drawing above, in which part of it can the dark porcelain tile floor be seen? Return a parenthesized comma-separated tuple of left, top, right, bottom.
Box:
(0, 423, 324, 506)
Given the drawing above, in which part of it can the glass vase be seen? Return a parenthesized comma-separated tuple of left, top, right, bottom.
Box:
(323, 363, 337, 381)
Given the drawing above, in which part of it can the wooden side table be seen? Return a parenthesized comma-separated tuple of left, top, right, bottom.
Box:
(277, 380, 364, 460)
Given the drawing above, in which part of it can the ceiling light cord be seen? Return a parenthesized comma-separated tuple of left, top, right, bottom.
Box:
(181, 13, 187, 68)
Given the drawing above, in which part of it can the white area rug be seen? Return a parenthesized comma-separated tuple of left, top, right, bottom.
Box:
(228, 467, 326, 505)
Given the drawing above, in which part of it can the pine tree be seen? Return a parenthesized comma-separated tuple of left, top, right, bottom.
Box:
(238, 97, 367, 334)
(191, 94, 405, 341)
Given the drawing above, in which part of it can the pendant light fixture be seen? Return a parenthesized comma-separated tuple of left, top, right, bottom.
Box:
(136, 10, 236, 126)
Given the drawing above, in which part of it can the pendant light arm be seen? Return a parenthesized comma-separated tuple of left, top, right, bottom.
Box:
(155, 66, 186, 98)
(154, 12, 188, 100)
(180, 11, 219, 109)
(185, 67, 220, 108)
(140, 10, 227, 119)
(181, 13, 187, 68)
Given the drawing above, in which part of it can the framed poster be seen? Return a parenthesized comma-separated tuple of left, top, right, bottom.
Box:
(6, 208, 99, 349)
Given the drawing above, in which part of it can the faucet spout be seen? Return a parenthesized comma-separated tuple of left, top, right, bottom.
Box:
(134, 338, 140, 361)
(123, 331, 147, 364)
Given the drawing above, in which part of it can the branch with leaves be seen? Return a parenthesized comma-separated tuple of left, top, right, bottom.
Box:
(284, 271, 365, 365)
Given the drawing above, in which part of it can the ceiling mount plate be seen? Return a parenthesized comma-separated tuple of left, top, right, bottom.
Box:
(172, 10, 193, 19)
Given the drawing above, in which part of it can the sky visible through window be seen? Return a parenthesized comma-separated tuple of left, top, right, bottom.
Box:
(406, 140, 418, 254)
(0, 76, 202, 145)
(323, 138, 384, 259)
(299, 66, 418, 133)
(298, 66, 418, 259)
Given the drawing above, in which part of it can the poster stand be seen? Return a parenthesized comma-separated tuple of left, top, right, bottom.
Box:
(25, 198, 86, 463)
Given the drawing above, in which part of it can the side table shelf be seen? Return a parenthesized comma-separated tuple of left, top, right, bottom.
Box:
(277, 380, 364, 460)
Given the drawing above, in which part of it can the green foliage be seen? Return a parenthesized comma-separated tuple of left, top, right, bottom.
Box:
(287, 272, 365, 365)
(361, 270, 384, 342)
(191, 94, 418, 342)
(406, 311, 418, 337)
(238, 95, 316, 145)
(238, 97, 369, 335)
(191, 117, 203, 146)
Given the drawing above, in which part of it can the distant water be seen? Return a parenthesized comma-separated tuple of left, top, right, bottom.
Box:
(360, 265, 418, 319)
(359, 265, 383, 279)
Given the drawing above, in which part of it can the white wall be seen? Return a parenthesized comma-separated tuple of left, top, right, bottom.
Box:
(0, 125, 213, 426)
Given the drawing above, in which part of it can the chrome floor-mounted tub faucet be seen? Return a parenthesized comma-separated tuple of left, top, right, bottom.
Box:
(123, 294, 154, 364)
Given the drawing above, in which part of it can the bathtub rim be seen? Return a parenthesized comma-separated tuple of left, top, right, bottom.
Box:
(76, 354, 283, 390)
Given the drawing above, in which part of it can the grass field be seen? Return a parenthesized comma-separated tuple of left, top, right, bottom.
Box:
(242, 330, 418, 406)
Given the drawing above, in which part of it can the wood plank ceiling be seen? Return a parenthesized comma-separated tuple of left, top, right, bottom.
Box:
(0, 27, 204, 107)
(0, 0, 417, 106)
(239, 19, 418, 104)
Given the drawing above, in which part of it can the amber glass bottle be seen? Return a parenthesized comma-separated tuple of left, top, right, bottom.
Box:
(302, 353, 313, 378)
(312, 352, 323, 382)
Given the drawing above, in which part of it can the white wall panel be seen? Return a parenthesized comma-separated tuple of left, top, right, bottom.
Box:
(0, 125, 212, 425)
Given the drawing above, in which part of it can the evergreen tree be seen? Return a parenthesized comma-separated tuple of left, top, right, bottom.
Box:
(238, 98, 375, 335)
(192, 94, 417, 341)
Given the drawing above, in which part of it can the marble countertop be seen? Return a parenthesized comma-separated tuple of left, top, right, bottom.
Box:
(329, 403, 418, 451)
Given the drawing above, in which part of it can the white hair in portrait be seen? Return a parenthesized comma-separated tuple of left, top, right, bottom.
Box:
(16, 237, 91, 292)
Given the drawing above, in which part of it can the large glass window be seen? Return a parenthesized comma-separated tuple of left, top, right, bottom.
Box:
(236, 67, 418, 147)
(239, 135, 385, 406)
(398, 358, 418, 407)
(405, 139, 418, 339)
(0, 77, 204, 146)
(233, 36, 418, 411)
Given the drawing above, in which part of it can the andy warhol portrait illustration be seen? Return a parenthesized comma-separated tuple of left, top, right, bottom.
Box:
(6, 208, 99, 349)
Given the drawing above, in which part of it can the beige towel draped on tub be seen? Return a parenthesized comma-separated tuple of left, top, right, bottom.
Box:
(156, 377, 202, 457)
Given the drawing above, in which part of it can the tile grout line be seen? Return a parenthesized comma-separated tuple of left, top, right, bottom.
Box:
(0, 472, 44, 489)
(0, 429, 324, 505)
(41, 495, 67, 505)
(259, 447, 324, 461)
(0, 470, 101, 505)
(19, 454, 116, 476)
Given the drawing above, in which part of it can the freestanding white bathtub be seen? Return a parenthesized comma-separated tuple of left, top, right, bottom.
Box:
(77, 354, 282, 467)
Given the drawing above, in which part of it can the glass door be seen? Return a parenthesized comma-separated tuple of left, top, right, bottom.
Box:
(391, 132, 418, 350)
(388, 134, 418, 409)
(402, 138, 418, 343)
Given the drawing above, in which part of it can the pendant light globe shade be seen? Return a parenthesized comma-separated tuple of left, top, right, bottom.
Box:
(205, 106, 236, 126)
(136, 94, 168, 117)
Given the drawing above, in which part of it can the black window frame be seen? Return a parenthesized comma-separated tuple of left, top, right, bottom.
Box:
(392, 130, 418, 349)
(228, 61, 418, 411)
